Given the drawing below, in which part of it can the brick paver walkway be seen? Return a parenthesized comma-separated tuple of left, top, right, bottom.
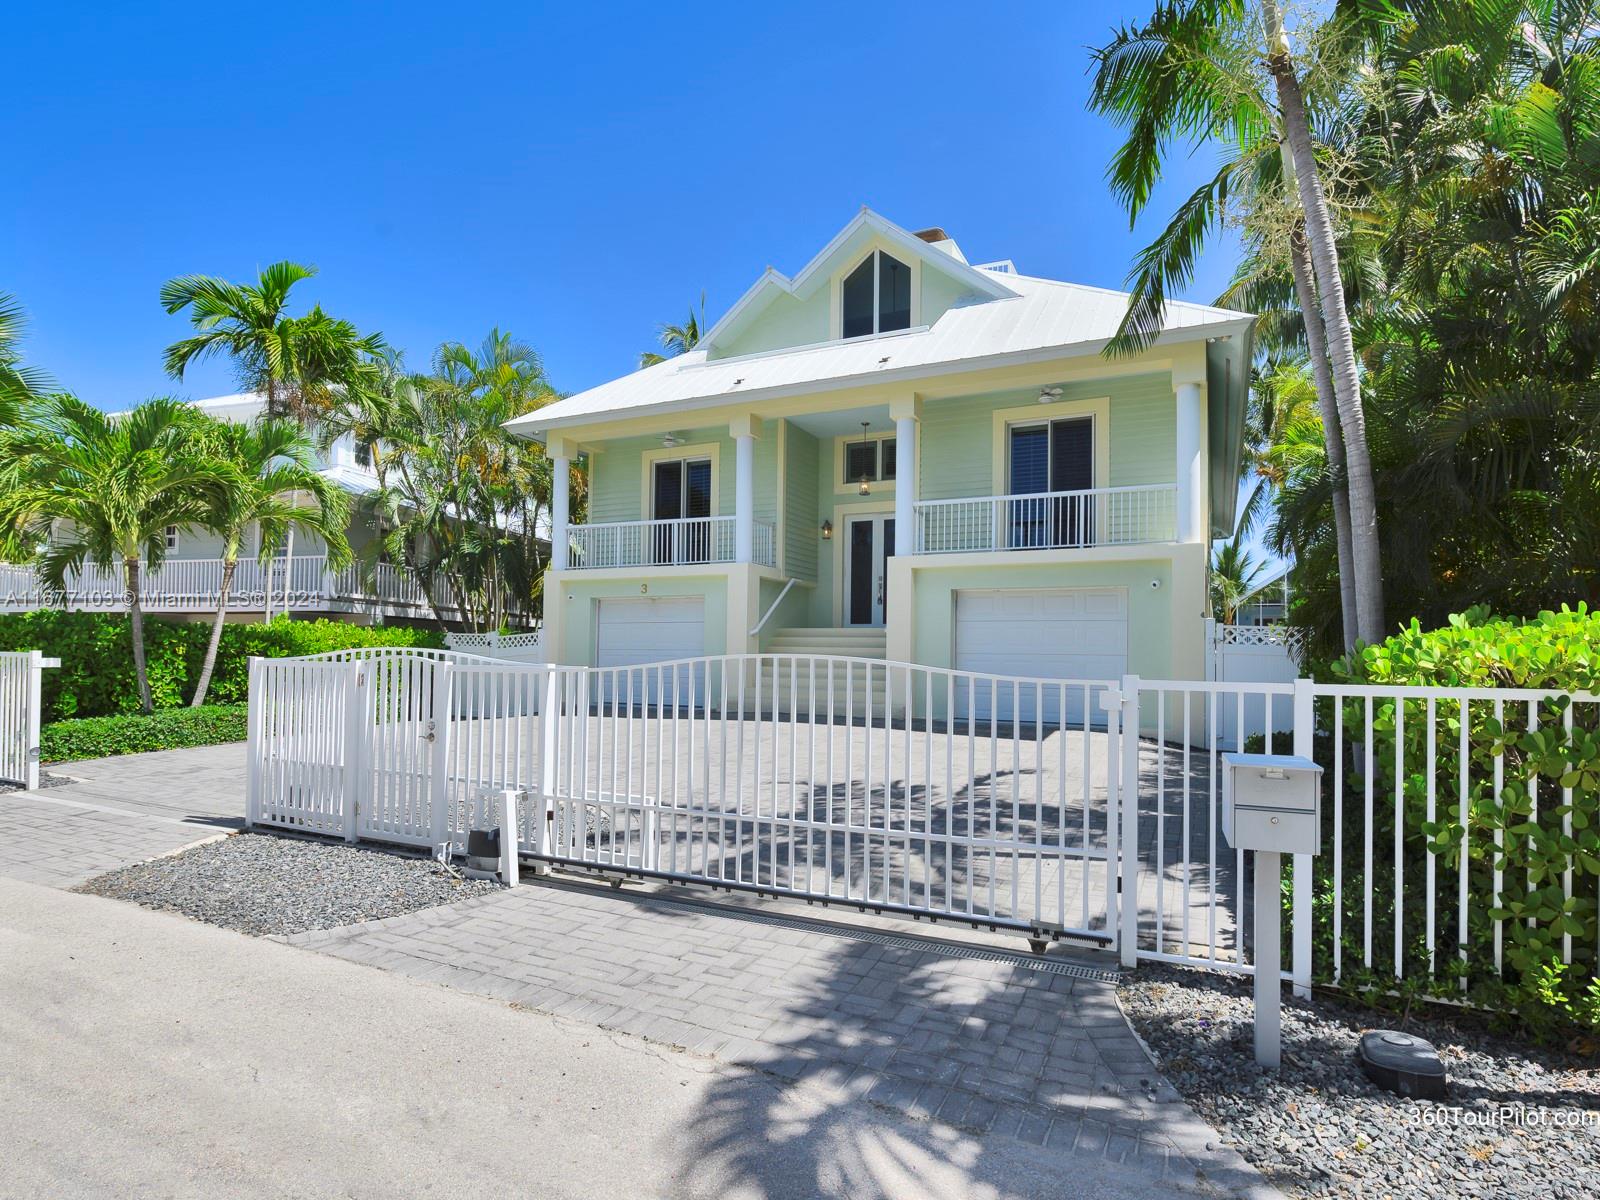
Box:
(289, 879, 1273, 1198)
(0, 743, 243, 886)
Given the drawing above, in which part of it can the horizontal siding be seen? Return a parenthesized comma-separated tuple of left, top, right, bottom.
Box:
(585, 421, 781, 525)
(783, 422, 819, 582)
(1108, 374, 1176, 486)
(587, 425, 738, 523)
(919, 371, 1175, 499)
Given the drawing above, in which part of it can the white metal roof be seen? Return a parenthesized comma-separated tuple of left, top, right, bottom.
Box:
(508, 270, 1252, 437)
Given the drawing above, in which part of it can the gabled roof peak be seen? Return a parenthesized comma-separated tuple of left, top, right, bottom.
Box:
(698, 209, 1016, 355)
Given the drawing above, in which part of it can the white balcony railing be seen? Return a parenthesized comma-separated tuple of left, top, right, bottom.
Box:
(567, 516, 777, 570)
(914, 484, 1178, 554)
(0, 555, 442, 615)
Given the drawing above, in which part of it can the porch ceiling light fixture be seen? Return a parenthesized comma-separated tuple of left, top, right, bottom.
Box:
(1038, 385, 1063, 403)
(857, 421, 872, 495)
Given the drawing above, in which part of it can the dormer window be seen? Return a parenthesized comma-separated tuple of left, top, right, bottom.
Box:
(842, 251, 912, 339)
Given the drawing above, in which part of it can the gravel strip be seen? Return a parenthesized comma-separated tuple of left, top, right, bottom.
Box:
(0, 771, 75, 793)
(77, 831, 501, 936)
(1118, 964, 1599, 1199)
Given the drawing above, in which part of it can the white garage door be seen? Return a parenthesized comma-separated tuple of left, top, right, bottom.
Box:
(954, 588, 1127, 726)
(596, 596, 706, 706)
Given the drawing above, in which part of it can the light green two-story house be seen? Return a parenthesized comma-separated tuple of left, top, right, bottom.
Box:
(507, 210, 1252, 710)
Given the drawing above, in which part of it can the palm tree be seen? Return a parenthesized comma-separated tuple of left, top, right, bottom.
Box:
(639, 293, 707, 367)
(1089, 0, 1384, 645)
(0, 396, 228, 712)
(0, 292, 51, 420)
(188, 418, 353, 707)
(1210, 538, 1268, 624)
(1259, 0, 1384, 645)
(160, 262, 385, 420)
(336, 331, 565, 632)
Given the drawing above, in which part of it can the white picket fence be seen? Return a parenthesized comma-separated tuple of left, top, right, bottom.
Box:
(246, 648, 1599, 1000)
(0, 651, 60, 789)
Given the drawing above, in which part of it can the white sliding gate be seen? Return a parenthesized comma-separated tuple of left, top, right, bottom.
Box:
(0, 650, 59, 789)
(249, 648, 1119, 945)
(247, 648, 1600, 1000)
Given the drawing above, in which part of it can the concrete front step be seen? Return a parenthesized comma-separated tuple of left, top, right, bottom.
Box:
(753, 629, 890, 714)
(765, 627, 887, 660)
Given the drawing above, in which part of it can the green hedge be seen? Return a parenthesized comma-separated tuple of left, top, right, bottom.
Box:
(40, 705, 248, 763)
(0, 612, 444, 720)
(1323, 605, 1600, 1034)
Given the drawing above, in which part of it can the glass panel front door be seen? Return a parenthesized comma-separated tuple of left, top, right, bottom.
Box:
(844, 514, 895, 626)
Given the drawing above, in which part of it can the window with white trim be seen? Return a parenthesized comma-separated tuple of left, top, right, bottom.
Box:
(164, 525, 180, 551)
(843, 437, 896, 485)
(841, 251, 912, 339)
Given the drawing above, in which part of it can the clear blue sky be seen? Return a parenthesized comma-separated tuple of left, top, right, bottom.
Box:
(5, 0, 1243, 409)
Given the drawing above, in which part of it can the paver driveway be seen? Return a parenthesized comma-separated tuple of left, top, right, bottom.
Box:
(0, 743, 243, 886)
(1, 737, 1277, 1197)
(287, 878, 1272, 1197)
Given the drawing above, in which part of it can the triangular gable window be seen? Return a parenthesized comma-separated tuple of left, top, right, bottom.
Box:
(842, 251, 912, 339)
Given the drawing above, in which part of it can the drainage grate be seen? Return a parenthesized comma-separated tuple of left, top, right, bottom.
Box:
(622, 889, 1122, 984)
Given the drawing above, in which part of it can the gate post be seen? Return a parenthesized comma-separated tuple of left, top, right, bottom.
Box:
(23, 651, 55, 792)
(534, 667, 563, 874)
(429, 662, 456, 852)
(245, 656, 262, 829)
(1101, 683, 1122, 958)
(1291, 676, 1315, 998)
(1119, 674, 1142, 969)
(342, 658, 366, 843)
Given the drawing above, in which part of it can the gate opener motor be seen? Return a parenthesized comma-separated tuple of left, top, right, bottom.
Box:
(462, 789, 521, 887)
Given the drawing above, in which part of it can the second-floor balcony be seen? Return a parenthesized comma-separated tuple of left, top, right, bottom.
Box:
(913, 484, 1178, 555)
(568, 515, 777, 571)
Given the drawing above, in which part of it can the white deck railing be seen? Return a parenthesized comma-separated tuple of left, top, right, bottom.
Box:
(567, 516, 776, 570)
(0, 556, 437, 614)
(913, 484, 1177, 554)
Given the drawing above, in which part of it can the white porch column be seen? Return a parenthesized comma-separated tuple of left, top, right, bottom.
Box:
(890, 395, 920, 555)
(1174, 379, 1204, 543)
(549, 436, 571, 571)
(730, 415, 759, 564)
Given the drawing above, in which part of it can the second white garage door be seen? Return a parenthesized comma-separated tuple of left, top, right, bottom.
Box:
(954, 587, 1128, 725)
(595, 596, 706, 705)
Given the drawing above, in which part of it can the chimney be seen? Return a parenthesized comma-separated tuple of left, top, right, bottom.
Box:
(912, 227, 967, 264)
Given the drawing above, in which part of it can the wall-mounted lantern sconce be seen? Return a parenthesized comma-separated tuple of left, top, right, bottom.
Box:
(820, 520, 833, 540)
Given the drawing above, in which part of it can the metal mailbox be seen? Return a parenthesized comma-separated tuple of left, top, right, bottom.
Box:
(1221, 752, 1323, 856)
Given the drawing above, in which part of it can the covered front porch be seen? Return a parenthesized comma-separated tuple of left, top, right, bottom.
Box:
(542, 364, 1211, 639)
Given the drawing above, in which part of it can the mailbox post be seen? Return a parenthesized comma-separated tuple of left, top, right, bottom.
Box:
(1221, 752, 1323, 1068)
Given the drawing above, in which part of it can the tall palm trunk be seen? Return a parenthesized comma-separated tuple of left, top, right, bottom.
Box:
(1289, 225, 1360, 653)
(124, 557, 154, 714)
(191, 556, 238, 707)
(1263, 0, 1385, 646)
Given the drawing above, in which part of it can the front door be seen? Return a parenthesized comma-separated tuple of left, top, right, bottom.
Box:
(844, 514, 895, 626)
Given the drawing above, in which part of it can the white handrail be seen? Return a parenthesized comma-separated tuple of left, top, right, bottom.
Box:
(749, 577, 799, 637)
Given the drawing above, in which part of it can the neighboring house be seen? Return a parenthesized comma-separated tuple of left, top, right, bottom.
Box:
(0, 392, 446, 625)
(1234, 564, 1292, 627)
(507, 209, 1255, 713)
